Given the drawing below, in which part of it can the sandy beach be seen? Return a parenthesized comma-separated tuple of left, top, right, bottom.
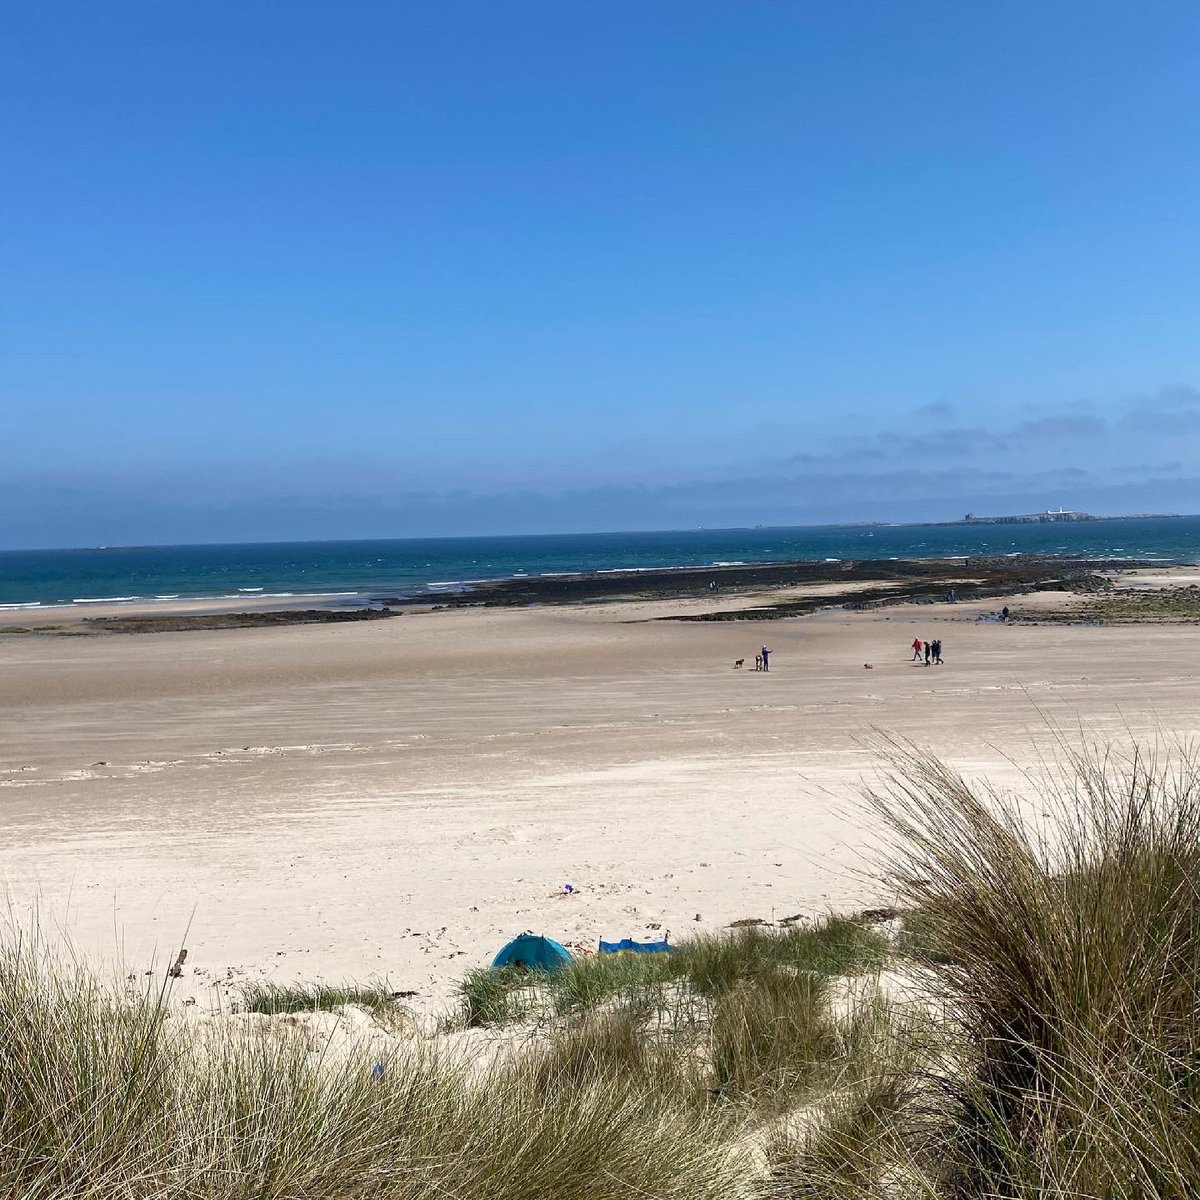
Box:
(3, 572, 1199, 1012)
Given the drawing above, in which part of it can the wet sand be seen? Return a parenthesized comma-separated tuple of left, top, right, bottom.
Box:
(3, 574, 1199, 1011)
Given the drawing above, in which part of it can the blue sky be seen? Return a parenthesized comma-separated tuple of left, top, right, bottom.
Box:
(3, 2, 1199, 548)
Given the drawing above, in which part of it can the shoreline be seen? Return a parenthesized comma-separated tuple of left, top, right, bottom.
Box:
(2, 545, 1195, 616)
(3, 553, 1180, 633)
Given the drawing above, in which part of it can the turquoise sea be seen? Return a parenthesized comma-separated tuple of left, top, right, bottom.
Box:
(2, 518, 1199, 609)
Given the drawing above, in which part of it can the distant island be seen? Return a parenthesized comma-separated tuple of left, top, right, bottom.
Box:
(943, 508, 1181, 526)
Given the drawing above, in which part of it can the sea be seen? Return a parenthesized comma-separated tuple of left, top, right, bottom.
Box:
(3, 518, 1200, 611)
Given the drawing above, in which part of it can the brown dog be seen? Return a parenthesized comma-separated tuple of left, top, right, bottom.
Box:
(733, 658, 744, 669)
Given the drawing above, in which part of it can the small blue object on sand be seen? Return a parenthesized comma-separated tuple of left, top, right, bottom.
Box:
(599, 937, 671, 955)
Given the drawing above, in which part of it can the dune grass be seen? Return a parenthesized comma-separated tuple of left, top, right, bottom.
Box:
(867, 738, 1200, 1197)
(672, 918, 888, 997)
(520, 1005, 706, 1108)
(710, 969, 837, 1105)
(549, 946, 676, 1014)
(0, 936, 741, 1199)
(240, 978, 399, 1015)
(456, 965, 536, 1028)
(458, 916, 890, 1031)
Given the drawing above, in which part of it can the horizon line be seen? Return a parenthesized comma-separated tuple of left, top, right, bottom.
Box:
(2, 510, 1195, 557)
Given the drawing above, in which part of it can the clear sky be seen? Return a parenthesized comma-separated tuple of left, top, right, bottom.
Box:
(4, 2, 1199, 548)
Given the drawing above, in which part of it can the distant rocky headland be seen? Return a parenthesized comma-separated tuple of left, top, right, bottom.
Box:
(943, 509, 1180, 526)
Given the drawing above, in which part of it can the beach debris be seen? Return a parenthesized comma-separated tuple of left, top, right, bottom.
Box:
(778, 913, 805, 925)
(168, 948, 188, 978)
(559, 883, 576, 895)
(864, 663, 874, 669)
(728, 918, 767, 928)
(371, 1063, 386, 1081)
(857, 906, 901, 922)
(693, 913, 702, 921)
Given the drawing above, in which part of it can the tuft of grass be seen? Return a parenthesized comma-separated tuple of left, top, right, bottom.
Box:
(775, 915, 890, 977)
(0, 934, 177, 1199)
(761, 1071, 915, 1200)
(480, 1056, 747, 1199)
(456, 965, 534, 1027)
(710, 969, 837, 1105)
(549, 949, 675, 1015)
(522, 1006, 703, 1107)
(758, 996, 929, 1199)
(867, 737, 1200, 1196)
(670, 917, 887, 998)
(240, 979, 399, 1015)
(893, 906, 960, 965)
(668, 927, 804, 996)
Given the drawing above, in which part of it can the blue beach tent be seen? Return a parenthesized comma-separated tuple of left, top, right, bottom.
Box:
(599, 937, 671, 955)
(492, 933, 571, 972)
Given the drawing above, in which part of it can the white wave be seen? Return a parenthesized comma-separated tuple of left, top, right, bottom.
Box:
(238, 587, 265, 593)
(72, 596, 140, 604)
(711, 561, 746, 566)
(596, 566, 659, 573)
(0, 602, 43, 610)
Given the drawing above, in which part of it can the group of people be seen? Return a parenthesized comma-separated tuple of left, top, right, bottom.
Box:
(754, 645, 772, 671)
(910, 636, 943, 665)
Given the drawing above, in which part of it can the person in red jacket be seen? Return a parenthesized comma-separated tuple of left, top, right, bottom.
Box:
(911, 637, 923, 661)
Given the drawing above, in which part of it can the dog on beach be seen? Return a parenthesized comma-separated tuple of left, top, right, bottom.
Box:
(864, 663, 874, 669)
(733, 658, 744, 669)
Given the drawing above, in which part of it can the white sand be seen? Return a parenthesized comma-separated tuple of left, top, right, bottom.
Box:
(2, 582, 1199, 1012)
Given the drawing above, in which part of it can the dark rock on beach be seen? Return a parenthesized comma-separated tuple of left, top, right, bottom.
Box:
(82, 607, 400, 634)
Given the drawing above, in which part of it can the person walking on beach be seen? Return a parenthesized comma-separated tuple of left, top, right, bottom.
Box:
(911, 637, 922, 661)
(760, 645, 771, 672)
(933, 638, 943, 665)
(924, 641, 931, 665)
